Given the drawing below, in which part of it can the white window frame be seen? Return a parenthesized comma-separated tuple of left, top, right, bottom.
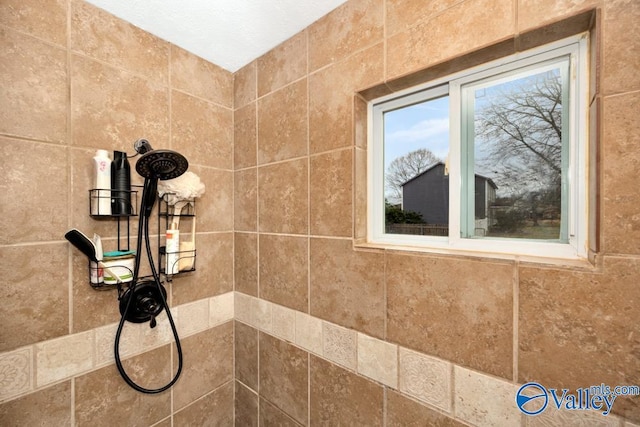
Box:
(368, 34, 589, 260)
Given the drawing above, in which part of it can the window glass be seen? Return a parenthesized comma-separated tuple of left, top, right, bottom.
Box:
(463, 60, 569, 242)
(383, 95, 449, 236)
(369, 35, 587, 259)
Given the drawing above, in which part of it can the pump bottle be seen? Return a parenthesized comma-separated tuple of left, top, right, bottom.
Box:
(92, 150, 112, 215)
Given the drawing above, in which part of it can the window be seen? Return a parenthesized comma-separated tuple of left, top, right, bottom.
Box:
(369, 34, 589, 259)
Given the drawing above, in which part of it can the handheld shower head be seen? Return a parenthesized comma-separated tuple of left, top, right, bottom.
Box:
(134, 139, 188, 181)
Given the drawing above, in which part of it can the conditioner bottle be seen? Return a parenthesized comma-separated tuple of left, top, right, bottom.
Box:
(92, 149, 112, 215)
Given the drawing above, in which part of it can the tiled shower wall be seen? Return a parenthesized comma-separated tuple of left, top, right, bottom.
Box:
(0, 0, 234, 425)
(1, 0, 639, 426)
(233, 0, 640, 425)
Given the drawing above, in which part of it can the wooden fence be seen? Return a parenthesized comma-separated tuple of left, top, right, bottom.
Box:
(385, 223, 449, 236)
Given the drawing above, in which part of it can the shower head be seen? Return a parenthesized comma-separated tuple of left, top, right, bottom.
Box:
(134, 139, 188, 180)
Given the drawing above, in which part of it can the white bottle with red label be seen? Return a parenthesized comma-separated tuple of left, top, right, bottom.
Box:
(92, 149, 112, 215)
(166, 225, 180, 275)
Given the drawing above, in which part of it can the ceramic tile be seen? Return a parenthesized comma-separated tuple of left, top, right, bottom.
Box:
(589, 97, 601, 254)
(517, 9, 594, 53)
(399, 347, 452, 413)
(258, 30, 307, 97)
(252, 298, 273, 333)
(259, 333, 309, 425)
(310, 238, 385, 338)
(36, 331, 94, 387)
(310, 355, 383, 425)
(236, 381, 259, 427)
(173, 323, 233, 411)
(309, 43, 384, 154)
(272, 304, 297, 343)
(71, 0, 169, 84)
(235, 233, 258, 296)
(0, 347, 33, 401)
(0, 0, 67, 46)
(171, 90, 233, 170)
(454, 366, 521, 427)
(386, 390, 465, 427)
(68, 147, 133, 239)
(385, 0, 463, 37)
(258, 159, 308, 234)
(0, 28, 67, 143)
(386, 0, 515, 79)
(518, 257, 640, 420)
(171, 233, 233, 305)
(95, 321, 140, 367)
(171, 45, 233, 107)
(354, 147, 368, 239)
(602, 91, 640, 255)
(234, 61, 257, 109)
(295, 312, 323, 355)
(386, 252, 514, 379)
(526, 405, 621, 427)
(310, 148, 353, 237)
(259, 234, 308, 312)
(139, 311, 173, 354)
(0, 381, 71, 426)
(0, 243, 69, 352)
(175, 298, 209, 337)
(260, 397, 303, 427)
(235, 321, 259, 391)
(193, 167, 233, 232)
(234, 292, 253, 325)
(517, 0, 600, 33)
(257, 79, 308, 164)
(234, 102, 257, 169)
(71, 248, 122, 334)
(173, 381, 234, 427)
(357, 333, 398, 388)
(71, 54, 169, 150)
(234, 168, 258, 231)
(151, 418, 171, 427)
(75, 346, 171, 426)
(308, 0, 384, 71)
(210, 292, 234, 326)
(322, 322, 357, 371)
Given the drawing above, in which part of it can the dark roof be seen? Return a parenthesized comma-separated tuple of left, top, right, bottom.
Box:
(400, 161, 498, 189)
(400, 162, 445, 187)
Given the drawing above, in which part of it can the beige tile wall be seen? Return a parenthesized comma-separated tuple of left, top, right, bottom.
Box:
(0, 0, 234, 424)
(234, 0, 640, 425)
(2, 0, 640, 425)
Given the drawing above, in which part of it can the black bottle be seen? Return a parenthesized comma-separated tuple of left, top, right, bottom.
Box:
(111, 151, 132, 215)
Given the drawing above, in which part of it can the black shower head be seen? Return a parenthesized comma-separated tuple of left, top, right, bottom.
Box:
(134, 139, 188, 180)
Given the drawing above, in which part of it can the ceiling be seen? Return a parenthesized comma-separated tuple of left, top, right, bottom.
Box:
(84, 0, 348, 72)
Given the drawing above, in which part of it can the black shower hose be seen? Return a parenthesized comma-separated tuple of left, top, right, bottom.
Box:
(114, 177, 183, 393)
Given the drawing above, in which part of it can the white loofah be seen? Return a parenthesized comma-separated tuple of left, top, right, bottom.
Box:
(157, 171, 206, 204)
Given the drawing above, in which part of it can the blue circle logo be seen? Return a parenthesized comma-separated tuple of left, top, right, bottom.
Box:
(516, 382, 548, 415)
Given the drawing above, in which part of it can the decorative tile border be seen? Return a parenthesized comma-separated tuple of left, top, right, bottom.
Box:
(0, 291, 235, 403)
(234, 292, 629, 427)
(0, 347, 32, 401)
(0, 291, 632, 427)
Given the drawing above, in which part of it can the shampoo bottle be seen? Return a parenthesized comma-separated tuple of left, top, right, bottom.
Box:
(93, 149, 112, 215)
(111, 151, 132, 215)
(166, 224, 180, 275)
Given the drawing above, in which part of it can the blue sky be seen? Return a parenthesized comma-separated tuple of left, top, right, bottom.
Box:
(383, 95, 450, 172)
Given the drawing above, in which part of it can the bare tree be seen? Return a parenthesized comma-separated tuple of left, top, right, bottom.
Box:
(386, 148, 440, 203)
(475, 73, 562, 194)
(475, 70, 564, 228)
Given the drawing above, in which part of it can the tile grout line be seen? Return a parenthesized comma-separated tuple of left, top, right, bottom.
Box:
(67, 2, 75, 425)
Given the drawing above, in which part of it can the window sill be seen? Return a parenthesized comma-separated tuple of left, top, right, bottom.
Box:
(354, 239, 597, 270)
